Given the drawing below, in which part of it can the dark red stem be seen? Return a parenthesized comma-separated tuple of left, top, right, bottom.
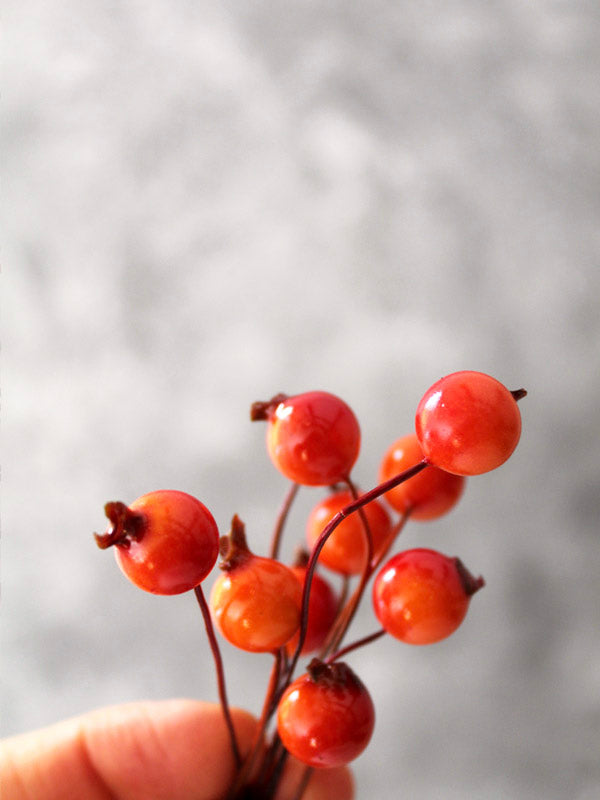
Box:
(193, 585, 242, 769)
(283, 458, 429, 690)
(318, 476, 372, 656)
(326, 628, 386, 664)
(511, 388, 527, 401)
(227, 650, 283, 799)
(269, 482, 300, 560)
(290, 766, 313, 800)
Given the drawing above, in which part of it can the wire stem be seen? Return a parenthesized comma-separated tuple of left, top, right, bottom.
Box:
(193, 585, 242, 768)
(291, 766, 313, 800)
(283, 458, 429, 692)
(227, 650, 283, 799)
(326, 628, 386, 663)
(269, 482, 299, 560)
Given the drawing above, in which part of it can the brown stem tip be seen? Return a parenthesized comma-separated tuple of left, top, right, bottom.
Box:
(249, 393, 288, 422)
(292, 547, 310, 569)
(511, 388, 527, 402)
(454, 557, 485, 597)
(307, 657, 355, 687)
(218, 515, 253, 570)
(93, 501, 145, 550)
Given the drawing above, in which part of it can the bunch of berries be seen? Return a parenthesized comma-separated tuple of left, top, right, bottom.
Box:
(95, 370, 525, 798)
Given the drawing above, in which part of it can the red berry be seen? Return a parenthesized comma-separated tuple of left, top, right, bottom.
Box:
(415, 371, 523, 475)
(277, 659, 375, 768)
(379, 434, 465, 520)
(286, 564, 338, 655)
(372, 548, 484, 645)
(306, 490, 392, 575)
(94, 490, 219, 595)
(251, 391, 360, 486)
(210, 516, 302, 652)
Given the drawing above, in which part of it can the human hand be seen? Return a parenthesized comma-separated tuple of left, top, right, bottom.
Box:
(0, 699, 353, 800)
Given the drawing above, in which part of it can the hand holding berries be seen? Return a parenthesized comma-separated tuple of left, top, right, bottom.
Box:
(93, 370, 526, 800)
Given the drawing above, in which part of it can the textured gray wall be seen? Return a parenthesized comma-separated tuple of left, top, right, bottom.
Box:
(3, 2, 599, 798)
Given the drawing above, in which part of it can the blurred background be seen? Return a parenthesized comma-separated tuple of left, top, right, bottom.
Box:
(3, 1, 599, 798)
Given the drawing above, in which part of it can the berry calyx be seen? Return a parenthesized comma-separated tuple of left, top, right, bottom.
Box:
(372, 548, 484, 644)
(94, 490, 220, 595)
(210, 516, 302, 653)
(379, 434, 465, 520)
(276, 658, 375, 768)
(251, 391, 361, 486)
(415, 371, 524, 475)
(306, 489, 392, 575)
(94, 501, 145, 549)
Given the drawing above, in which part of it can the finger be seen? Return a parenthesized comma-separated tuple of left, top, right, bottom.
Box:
(274, 756, 354, 800)
(0, 699, 257, 800)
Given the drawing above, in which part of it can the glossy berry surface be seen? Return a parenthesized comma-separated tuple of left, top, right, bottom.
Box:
(94, 490, 219, 595)
(379, 434, 465, 520)
(415, 371, 522, 476)
(210, 519, 302, 652)
(286, 566, 338, 655)
(306, 490, 392, 575)
(252, 391, 361, 486)
(372, 548, 483, 644)
(277, 659, 375, 768)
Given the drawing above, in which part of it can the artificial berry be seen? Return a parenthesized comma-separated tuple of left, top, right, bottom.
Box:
(210, 516, 302, 652)
(379, 433, 465, 520)
(286, 557, 339, 655)
(276, 658, 375, 768)
(306, 489, 392, 575)
(250, 391, 360, 486)
(94, 490, 219, 595)
(372, 548, 484, 645)
(415, 370, 524, 475)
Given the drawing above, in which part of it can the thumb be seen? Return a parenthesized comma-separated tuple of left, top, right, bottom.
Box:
(0, 700, 353, 800)
(0, 699, 256, 800)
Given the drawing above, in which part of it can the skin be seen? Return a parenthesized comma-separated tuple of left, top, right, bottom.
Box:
(0, 700, 354, 800)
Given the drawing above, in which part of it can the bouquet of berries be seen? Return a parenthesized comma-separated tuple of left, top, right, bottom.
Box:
(95, 370, 526, 799)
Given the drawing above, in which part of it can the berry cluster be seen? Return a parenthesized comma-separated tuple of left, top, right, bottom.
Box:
(95, 370, 525, 799)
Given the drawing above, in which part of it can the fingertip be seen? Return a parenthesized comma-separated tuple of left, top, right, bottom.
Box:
(81, 699, 260, 799)
(274, 755, 354, 800)
(303, 765, 354, 800)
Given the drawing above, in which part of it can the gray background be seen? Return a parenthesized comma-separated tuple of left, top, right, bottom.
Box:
(3, 1, 599, 798)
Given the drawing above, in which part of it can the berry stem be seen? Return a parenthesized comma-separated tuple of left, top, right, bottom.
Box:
(284, 458, 429, 690)
(290, 766, 313, 800)
(370, 508, 412, 572)
(269, 482, 300, 560)
(318, 475, 373, 656)
(511, 388, 527, 401)
(260, 744, 289, 800)
(326, 628, 386, 664)
(346, 474, 374, 574)
(193, 585, 242, 769)
(227, 650, 283, 799)
(318, 508, 412, 659)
